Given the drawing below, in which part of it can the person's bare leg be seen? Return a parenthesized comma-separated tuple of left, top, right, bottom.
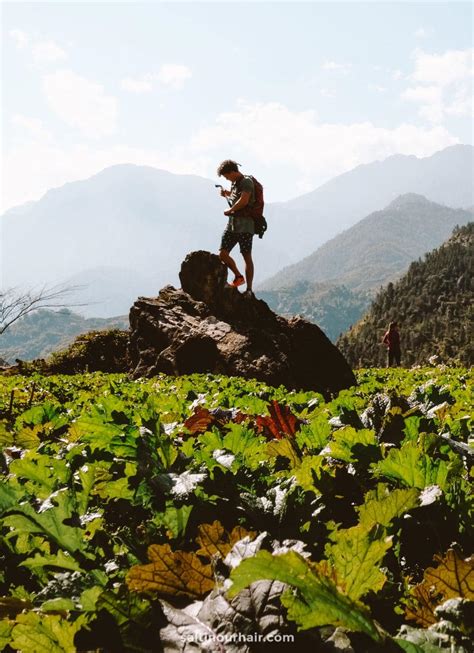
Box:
(242, 252, 254, 291)
(219, 249, 242, 279)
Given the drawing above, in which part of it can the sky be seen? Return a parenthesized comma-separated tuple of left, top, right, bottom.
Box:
(1, 1, 473, 212)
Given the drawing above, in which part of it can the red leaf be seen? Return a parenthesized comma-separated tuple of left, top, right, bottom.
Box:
(183, 407, 215, 434)
(256, 401, 302, 440)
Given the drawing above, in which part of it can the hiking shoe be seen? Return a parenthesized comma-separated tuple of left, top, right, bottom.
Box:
(229, 275, 245, 288)
(243, 289, 255, 298)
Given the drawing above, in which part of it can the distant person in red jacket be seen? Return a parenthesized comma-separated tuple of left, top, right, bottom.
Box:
(382, 321, 401, 367)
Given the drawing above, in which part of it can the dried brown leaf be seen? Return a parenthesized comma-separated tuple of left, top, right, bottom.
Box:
(405, 548, 474, 626)
(405, 582, 438, 627)
(127, 543, 215, 598)
(195, 521, 256, 560)
(425, 548, 474, 600)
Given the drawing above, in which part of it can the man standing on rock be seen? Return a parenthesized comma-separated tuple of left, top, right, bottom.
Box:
(217, 159, 255, 296)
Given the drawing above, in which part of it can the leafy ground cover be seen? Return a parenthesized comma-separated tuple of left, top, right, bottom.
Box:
(0, 368, 472, 652)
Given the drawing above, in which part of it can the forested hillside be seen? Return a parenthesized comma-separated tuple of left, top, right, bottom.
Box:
(0, 309, 128, 363)
(338, 223, 474, 367)
(259, 282, 370, 341)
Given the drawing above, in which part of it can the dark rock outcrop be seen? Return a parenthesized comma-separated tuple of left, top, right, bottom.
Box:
(129, 251, 356, 395)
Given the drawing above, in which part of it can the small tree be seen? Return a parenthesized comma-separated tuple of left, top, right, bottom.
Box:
(0, 285, 83, 336)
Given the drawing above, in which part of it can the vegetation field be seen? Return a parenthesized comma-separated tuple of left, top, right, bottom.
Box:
(0, 368, 472, 652)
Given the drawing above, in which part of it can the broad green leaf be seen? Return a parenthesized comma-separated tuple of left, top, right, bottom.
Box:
(326, 427, 378, 464)
(0, 482, 22, 511)
(373, 442, 449, 489)
(79, 586, 103, 612)
(67, 417, 124, 449)
(228, 550, 383, 642)
(10, 454, 69, 499)
(40, 598, 75, 612)
(20, 550, 82, 572)
(266, 438, 301, 467)
(0, 419, 14, 446)
(357, 485, 420, 528)
(152, 503, 193, 539)
(10, 612, 85, 653)
(403, 416, 422, 441)
(292, 455, 325, 493)
(13, 425, 43, 448)
(96, 590, 150, 627)
(2, 489, 87, 555)
(15, 402, 64, 429)
(324, 523, 392, 600)
(296, 413, 331, 452)
(0, 619, 14, 650)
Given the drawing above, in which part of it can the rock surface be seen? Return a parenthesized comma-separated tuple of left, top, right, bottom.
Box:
(129, 251, 356, 395)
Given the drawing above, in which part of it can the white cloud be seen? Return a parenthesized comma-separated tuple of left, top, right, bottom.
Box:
(31, 40, 67, 64)
(402, 47, 473, 123)
(190, 100, 458, 187)
(9, 29, 29, 49)
(121, 75, 154, 94)
(411, 47, 473, 86)
(445, 85, 473, 118)
(42, 69, 118, 138)
(9, 28, 67, 65)
(120, 65, 192, 93)
(2, 100, 460, 213)
(393, 69, 404, 81)
(322, 60, 352, 75)
(157, 64, 192, 89)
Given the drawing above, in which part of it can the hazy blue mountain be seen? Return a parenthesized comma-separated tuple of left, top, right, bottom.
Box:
(2, 145, 472, 318)
(260, 194, 473, 292)
(264, 144, 473, 265)
(64, 266, 159, 318)
(2, 165, 223, 289)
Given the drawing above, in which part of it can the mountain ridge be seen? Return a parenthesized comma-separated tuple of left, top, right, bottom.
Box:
(260, 193, 473, 292)
(2, 144, 472, 318)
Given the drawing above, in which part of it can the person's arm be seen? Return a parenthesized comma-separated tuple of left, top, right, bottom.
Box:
(224, 191, 250, 215)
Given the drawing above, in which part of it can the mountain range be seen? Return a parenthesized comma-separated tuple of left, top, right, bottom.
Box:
(260, 193, 473, 291)
(2, 144, 473, 320)
(258, 193, 473, 339)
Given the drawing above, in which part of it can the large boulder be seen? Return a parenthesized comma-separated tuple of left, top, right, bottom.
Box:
(129, 251, 356, 396)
